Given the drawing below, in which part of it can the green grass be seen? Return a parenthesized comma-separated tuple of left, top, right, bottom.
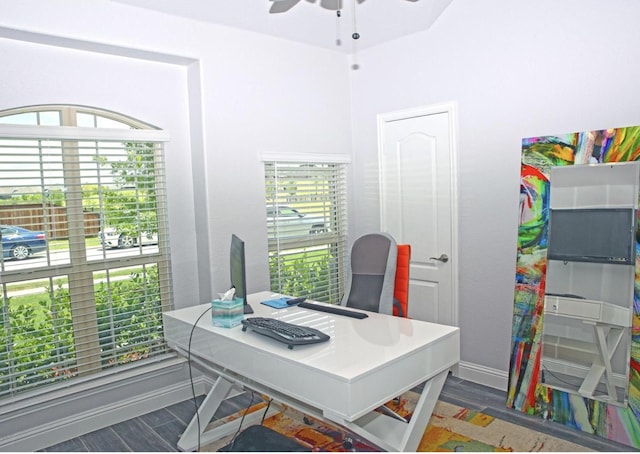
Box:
(9, 292, 51, 306)
(48, 237, 101, 251)
(9, 269, 141, 307)
(7, 266, 142, 303)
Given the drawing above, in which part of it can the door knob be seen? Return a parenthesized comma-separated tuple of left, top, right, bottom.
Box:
(429, 254, 449, 263)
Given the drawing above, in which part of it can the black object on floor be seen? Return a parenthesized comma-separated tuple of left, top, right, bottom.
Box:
(218, 425, 310, 452)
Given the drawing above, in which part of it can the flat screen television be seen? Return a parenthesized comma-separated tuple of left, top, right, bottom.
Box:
(230, 234, 253, 314)
(547, 208, 636, 265)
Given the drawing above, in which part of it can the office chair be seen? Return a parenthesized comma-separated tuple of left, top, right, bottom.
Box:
(341, 233, 414, 422)
(341, 232, 398, 315)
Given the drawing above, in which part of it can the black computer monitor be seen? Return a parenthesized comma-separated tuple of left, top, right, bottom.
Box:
(230, 234, 253, 314)
(547, 208, 636, 265)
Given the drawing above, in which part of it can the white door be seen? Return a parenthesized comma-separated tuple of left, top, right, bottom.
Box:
(377, 104, 458, 327)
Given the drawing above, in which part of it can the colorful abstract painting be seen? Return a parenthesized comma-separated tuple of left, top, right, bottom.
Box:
(510, 126, 640, 448)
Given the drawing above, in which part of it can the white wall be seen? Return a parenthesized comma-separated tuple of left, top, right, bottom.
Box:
(349, 0, 640, 375)
(0, 0, 352, 309)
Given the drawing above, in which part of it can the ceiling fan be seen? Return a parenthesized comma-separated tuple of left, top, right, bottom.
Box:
(269, 0, 418, 14)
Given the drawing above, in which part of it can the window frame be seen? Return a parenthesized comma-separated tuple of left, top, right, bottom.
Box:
(263, 155, 349, 304)
(0, 107, 173, 401)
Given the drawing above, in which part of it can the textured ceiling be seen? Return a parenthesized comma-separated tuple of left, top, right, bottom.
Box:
(109, 0, 453, 54)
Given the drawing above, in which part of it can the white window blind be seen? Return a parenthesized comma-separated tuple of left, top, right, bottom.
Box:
(264, 160, 348, 303)
(0, 106, 173, 400)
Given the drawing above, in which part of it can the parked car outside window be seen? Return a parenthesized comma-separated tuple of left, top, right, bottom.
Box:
(1, 225, 47, 260)
(99, 227, 158, 249)
(266, 205, 328, 238)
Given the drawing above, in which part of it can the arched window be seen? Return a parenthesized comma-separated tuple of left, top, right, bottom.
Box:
(0, 105, 172, 399)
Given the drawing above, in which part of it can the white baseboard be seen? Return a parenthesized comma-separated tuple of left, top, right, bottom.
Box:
(455, 361, 509, 391)
(0, 358, 205, 452)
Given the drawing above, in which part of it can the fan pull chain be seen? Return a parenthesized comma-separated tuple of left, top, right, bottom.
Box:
(351, 0, 360, 69)
(351, 0, 359, 41)
(336, 9, 342, 46)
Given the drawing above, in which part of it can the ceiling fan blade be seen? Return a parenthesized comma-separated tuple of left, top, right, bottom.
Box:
(269, 0, 302, 13)
(320, 0, 342, 10)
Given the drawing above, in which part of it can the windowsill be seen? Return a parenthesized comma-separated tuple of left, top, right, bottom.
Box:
(0, 353, 184, 415)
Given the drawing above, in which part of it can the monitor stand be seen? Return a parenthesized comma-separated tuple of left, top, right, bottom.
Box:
(244, 304, 254, 314)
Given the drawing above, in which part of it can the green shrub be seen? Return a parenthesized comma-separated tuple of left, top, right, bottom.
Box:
(269, 251, 340, 303)
(0, 266, 163, 398)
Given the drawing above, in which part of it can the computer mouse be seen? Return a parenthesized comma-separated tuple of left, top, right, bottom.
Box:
(286, 297, 306, 305)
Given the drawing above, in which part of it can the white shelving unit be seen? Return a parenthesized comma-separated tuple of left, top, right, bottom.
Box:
(541, 162, 638, 406)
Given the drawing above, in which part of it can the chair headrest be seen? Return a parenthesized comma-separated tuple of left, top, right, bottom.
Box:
(351, 233, 396, 274)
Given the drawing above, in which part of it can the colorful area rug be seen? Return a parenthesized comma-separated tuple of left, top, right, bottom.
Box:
(204, 394, 593, 452)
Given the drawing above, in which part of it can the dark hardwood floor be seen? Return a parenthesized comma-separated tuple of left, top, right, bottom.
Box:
(42, 375, 635, 452)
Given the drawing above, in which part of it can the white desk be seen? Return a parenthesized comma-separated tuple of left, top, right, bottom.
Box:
(164, 291, 460, 452)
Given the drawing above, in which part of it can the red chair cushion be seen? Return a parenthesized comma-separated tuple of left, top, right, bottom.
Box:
(393, 244, 411, 317)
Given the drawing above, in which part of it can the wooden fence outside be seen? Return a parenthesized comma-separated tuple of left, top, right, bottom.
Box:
(0, 203, 100, 240)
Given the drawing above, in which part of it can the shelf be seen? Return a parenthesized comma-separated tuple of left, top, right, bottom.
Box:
(544, 295, 632, 327)
(542, 334, 597, 364)
(550, 163, 640, 209)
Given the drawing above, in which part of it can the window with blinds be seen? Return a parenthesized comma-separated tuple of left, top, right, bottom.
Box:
(0, 106, 172, 400)
(264, 160, 348, 303)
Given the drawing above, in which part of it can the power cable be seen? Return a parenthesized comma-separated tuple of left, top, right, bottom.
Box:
(187, 305, 213, 452)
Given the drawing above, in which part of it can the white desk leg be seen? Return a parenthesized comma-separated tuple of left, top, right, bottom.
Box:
(177, 376, 234, 452)
(177, 375, 271, 451)
(579, 324, 624, 401)
(397, 369, 448, 451)
(341, 370, 448, 452)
